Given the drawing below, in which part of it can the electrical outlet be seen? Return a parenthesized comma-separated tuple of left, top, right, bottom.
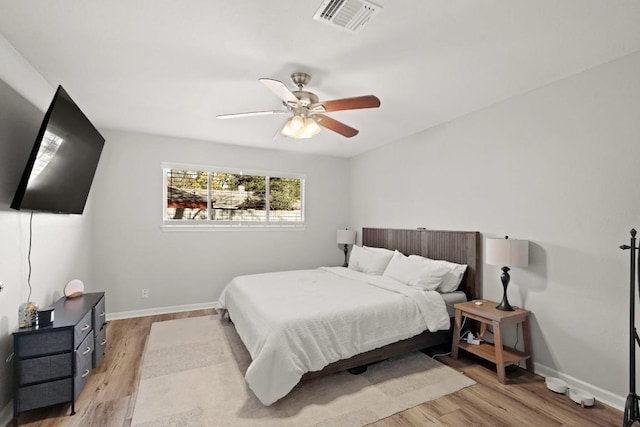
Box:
(141, 288, 149, 299)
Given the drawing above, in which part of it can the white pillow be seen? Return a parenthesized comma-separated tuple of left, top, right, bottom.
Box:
(363, 245, 394, 255)
(383, 251, 450, 291)
(348, 245, 394, 275)
(408, 255, 468, 293)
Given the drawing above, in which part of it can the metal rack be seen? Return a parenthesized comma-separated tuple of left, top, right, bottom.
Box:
(620, 229, 640, 426)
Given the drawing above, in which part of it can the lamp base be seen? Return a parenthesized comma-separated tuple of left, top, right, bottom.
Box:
(496, 299, 515, 311)
(495, 266, 515, 311)
(342, 244, 349, 267)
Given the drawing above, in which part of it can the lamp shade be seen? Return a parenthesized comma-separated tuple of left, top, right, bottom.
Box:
(337, 229, 356, 245)
(486, 237, 528, 267)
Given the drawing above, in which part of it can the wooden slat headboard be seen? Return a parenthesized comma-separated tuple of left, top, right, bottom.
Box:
(362, 228, 481, 300)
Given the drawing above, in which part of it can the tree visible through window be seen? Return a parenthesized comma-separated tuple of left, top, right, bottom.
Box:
(164, 167, 304, 225)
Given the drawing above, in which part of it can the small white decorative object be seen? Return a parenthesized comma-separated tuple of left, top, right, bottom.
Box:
(64, 279, 85, 298)
(545, 377, 568, 394)
(569, 387, 595, 407)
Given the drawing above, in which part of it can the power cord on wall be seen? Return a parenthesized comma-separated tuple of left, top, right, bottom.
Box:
(27, 211, 33, 302)
(3, 213, 34, 366)
(514, 323, 521, 368)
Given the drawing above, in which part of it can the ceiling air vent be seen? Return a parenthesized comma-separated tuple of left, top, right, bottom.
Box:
(313, 0, 382, 33)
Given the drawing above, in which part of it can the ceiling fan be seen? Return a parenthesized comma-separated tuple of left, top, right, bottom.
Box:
(216, 72, 381, 139)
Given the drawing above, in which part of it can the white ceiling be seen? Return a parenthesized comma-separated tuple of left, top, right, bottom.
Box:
(1, 1, 640, 158)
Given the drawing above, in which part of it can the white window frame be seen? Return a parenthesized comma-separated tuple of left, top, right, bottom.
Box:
(162, 162, 306, 230)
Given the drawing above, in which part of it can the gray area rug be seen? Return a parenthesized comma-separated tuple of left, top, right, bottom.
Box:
(131, 315, 475, 426)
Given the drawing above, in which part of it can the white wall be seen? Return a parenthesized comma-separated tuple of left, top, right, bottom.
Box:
(0, 78, 94, 414)
(90, 130, 350, 314)
(349, 51, 640, 406)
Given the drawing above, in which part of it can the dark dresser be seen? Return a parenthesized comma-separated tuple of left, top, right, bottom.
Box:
(12, 292, 106, 423)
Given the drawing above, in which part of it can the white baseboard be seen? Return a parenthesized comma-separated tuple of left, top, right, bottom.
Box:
(0, 400, 12, 427)
(534, 362, 625, 411)
(105, 301, 218, 321)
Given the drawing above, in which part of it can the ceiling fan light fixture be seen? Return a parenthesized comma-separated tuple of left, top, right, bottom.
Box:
(281, 115, 302, 137)
(281, 115, 321, 139)
(290, 115, 305, 131)
(281, 122, 296, 138)
(303, 117, 321, 137)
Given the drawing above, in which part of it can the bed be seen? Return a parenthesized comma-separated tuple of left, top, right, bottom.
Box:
(217, 228, 480, 405)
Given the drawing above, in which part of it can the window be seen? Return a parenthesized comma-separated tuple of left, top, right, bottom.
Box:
(163, 164, 305, 228)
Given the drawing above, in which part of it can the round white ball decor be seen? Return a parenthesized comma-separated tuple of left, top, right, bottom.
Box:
(64, 279, 85, 298)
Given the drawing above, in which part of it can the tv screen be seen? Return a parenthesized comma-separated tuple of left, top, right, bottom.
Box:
(11, 85, 105, 214)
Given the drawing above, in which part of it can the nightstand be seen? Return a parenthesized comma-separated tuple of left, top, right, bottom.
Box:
(451, 300, 533, 384)
(13, 292, 106, 424)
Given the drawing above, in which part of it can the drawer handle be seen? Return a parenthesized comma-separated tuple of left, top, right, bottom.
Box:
(82, 347, 92, 355)
(81, 369, 90, 378)
(101, 339, 107, 346)
(99, 311, 105, 318)
(81, 324, 90, 332)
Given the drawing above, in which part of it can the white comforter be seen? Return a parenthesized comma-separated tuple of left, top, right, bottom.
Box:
(216, 266, 450, 405)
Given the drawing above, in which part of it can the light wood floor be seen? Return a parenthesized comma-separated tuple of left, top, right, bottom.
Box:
(8, 310, 623, 427)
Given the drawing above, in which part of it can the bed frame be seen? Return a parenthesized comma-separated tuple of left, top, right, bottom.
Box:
(302, 227, 481, 381)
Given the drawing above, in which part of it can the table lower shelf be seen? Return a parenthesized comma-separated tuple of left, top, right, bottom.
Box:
(458, 341, 530, 366)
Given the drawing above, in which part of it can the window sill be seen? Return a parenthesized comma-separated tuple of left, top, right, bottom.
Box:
(160, 223, 306, 232)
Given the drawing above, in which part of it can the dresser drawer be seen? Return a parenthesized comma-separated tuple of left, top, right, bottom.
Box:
(93, 296, 106, 335)
(19, 352, 72, 385)
(17, 378, 73, 412)
(16, 329, 73, 359)
(74, 310, 92, 348)
(93, 326, 107, 367)
(74, 332, 93, 398)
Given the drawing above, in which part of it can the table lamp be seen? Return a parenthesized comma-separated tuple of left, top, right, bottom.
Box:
(337, 229, 357, 267)
(486, 236, 529, 311)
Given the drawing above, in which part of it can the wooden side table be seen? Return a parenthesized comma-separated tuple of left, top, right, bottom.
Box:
(451, 300, 533, 384)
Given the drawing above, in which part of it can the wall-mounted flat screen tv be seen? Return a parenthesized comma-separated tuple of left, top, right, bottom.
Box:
(11, 85, 105, 214)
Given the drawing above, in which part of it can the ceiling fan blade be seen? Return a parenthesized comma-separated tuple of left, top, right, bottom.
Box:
(259, 78, 299, 104)
(315, 114, 359, 138)
(216, 110, 288, 119)
(315, 95, 380, 112)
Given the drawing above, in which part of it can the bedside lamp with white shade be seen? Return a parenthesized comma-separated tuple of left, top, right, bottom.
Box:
(486, 236, 529, 311)
(337, 229, 357, 267)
